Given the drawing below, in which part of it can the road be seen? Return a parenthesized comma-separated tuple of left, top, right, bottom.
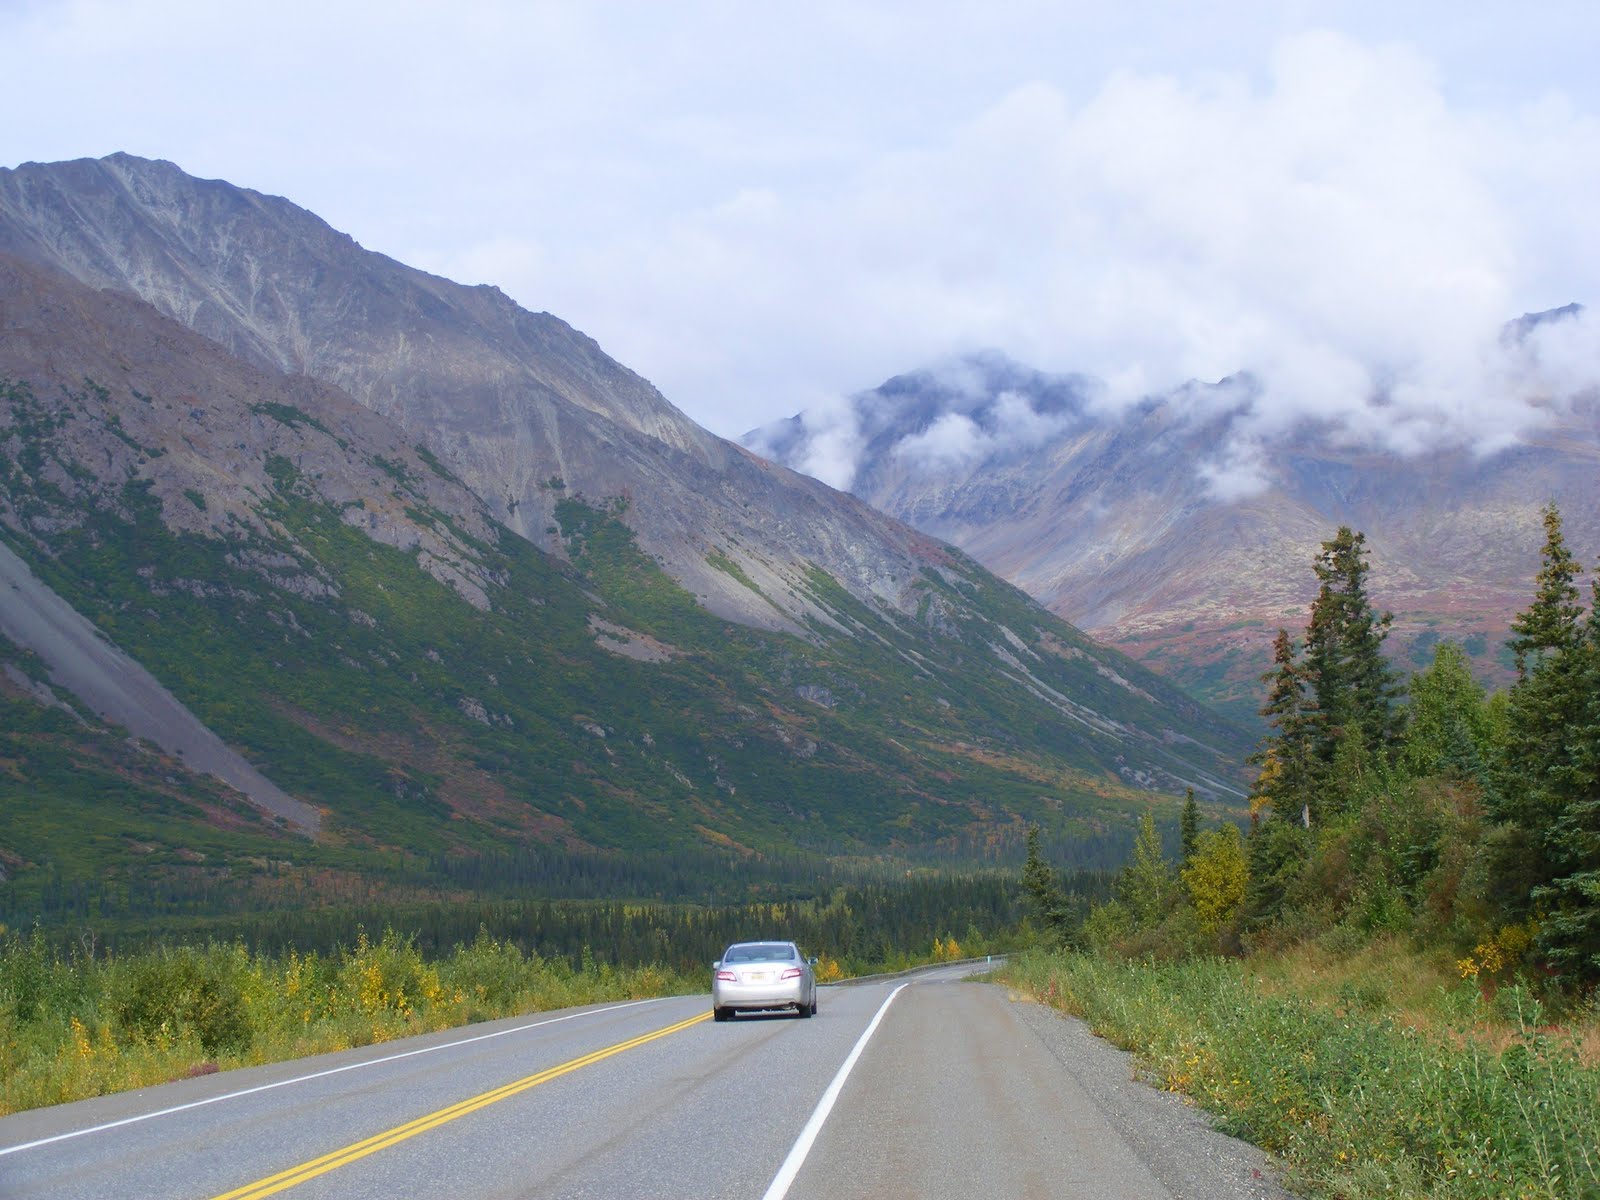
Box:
(0, 966, 1292, 1199)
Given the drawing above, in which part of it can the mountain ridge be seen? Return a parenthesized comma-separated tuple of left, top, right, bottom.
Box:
(0, 154, 958, 640)
(745, 350, 1600, 722)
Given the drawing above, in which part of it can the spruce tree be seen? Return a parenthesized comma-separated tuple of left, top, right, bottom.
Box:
(1534, 774, 1600, 986)
(1400, 641, 1491, 781)
(1243, 529, 1397, 925)
(1180, 788, 1201, 866)
(1525, 542, 1600, 985)
(1249, 628, 1316, 824)
(1495, 506, 1599, 964)
(1508, 504, 1583, 676)
(1022, 826, 1070, 944)
(1302, 527, 1403, 804)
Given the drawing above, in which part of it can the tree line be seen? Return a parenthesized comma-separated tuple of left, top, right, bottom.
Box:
(1026, 508, 1600, 992)
(4, 871, 1058, 977)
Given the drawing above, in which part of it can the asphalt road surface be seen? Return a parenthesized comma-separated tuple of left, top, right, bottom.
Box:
(0, 965, 1293, 1199)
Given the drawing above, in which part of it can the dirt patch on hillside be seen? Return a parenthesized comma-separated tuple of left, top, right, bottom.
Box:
(0, 538, 321, 834)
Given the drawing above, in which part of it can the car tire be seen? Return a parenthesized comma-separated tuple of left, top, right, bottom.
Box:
(797, 999, 813, 1019)
(713, 1006, 730, 1022)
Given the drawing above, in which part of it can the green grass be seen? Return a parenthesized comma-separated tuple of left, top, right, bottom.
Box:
(705, 547, 764, 596)
(1001, 950, 1600, 1199)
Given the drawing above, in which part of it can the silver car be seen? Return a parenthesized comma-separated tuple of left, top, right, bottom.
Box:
(712, 940, 818, 1021)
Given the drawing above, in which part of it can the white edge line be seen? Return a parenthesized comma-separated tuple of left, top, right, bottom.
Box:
(760, 982, 908, 1200)
(0, 995, 673, 1158)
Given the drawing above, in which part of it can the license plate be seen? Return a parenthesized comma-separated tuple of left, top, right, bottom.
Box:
(749, 971, 772, 982)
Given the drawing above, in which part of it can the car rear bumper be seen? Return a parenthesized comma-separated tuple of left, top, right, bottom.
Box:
(713, 979, 809, 1010)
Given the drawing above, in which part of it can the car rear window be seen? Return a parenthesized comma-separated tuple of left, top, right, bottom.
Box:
(725, 943, 795, 962)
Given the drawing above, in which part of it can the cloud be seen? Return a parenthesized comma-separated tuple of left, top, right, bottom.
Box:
(895, 412, 988, 470)
(776, 390, 863, 492)
(674, 29, 1598, 491)
(892, 390, 1077, 471)
(1502, 306, 1600, 404)
(5, 5, 1598, 488)
(1196, 434, 1275, 504)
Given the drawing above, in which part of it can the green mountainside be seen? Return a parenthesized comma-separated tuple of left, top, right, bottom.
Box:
(0, 248, 1248, 928)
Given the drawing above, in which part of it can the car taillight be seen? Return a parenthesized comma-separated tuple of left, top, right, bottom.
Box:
(715, 970, 737, 982)
(780, 967, 803, 980)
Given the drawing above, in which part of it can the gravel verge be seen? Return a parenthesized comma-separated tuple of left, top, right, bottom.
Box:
(1004, 986, 1301, 1200)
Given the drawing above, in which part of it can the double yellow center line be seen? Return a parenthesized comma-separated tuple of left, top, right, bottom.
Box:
(213, 1010, 710, 1199)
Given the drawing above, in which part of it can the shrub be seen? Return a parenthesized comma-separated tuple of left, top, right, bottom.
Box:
(1181, 824, 1248, 935)
(438, 928, 541, 1015)
(335, 929, 443, 1021)
(110, 944, 252, 1056)
(0, 926, 700, 1116)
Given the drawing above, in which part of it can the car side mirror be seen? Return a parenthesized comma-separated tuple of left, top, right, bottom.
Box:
(808, 956, 818, 965)
(712, 961, 721, 970)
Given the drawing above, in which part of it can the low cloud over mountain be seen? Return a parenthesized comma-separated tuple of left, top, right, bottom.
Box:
(747, 347, 1599, 724)
(749, 300, 1597, 505)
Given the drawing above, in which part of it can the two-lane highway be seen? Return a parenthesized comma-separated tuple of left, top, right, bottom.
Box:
(0, 968, 1292, 1198)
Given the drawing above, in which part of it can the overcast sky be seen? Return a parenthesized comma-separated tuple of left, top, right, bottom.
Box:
(4, 0, 1598, 459)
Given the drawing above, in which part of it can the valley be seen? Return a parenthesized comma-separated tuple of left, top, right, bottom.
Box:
(0, 156, 1248, 931)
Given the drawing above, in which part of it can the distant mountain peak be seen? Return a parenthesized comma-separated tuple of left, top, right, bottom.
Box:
(748, 348, 1599, 726)
(1503, 301, 1585, 344)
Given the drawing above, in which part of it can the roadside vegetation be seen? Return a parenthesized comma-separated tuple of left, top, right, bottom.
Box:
(1008, 509, 1600, 1200)
(0, 926, 696, 1116)
(1005, 950, 1598, 1199)
(0, 870, 1039, 1116)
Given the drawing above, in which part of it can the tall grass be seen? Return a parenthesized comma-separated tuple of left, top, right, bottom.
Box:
(0, 927, 697, 1116)
(1003, 950, 1600, 1200)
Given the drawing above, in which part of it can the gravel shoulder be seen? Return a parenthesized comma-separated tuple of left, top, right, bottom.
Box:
(1004, 984, 1298, 1200)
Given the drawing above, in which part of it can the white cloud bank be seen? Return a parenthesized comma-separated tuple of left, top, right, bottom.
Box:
(4, 5, 1598, 495)
(625, 36, 1590, 415)
(668, 29, 1600, 494)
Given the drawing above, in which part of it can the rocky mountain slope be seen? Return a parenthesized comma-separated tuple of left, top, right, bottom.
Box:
(0, 536, 319, 833)
(0, 153, 952, 639)
(0, 164, 1253, 918)
(747, 352, 1600, 723)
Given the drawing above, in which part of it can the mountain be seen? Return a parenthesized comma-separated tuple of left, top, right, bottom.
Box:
(745, 351, 1600, 724)
(0, 157, 1251, 921)
(0, 152, 967, 640)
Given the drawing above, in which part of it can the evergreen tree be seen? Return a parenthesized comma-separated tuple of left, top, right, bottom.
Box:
(1508, 504, 1584, 676)
(1493, 506, 1593, 924)
(1249, 629, 1316, 824)
(1534, 782, 1600, 986)
(1400, 641, 1492, 782)
(1249, 529, 1401, 831)
(1021, 826, 1070, 944)
(1180, 788, 1201, 866)
(1241, 530, 1398, 926)
(1302, 527, 1403, 810)
(1525, 542, 1600, 985)
(1242, 817, 1309, 930)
